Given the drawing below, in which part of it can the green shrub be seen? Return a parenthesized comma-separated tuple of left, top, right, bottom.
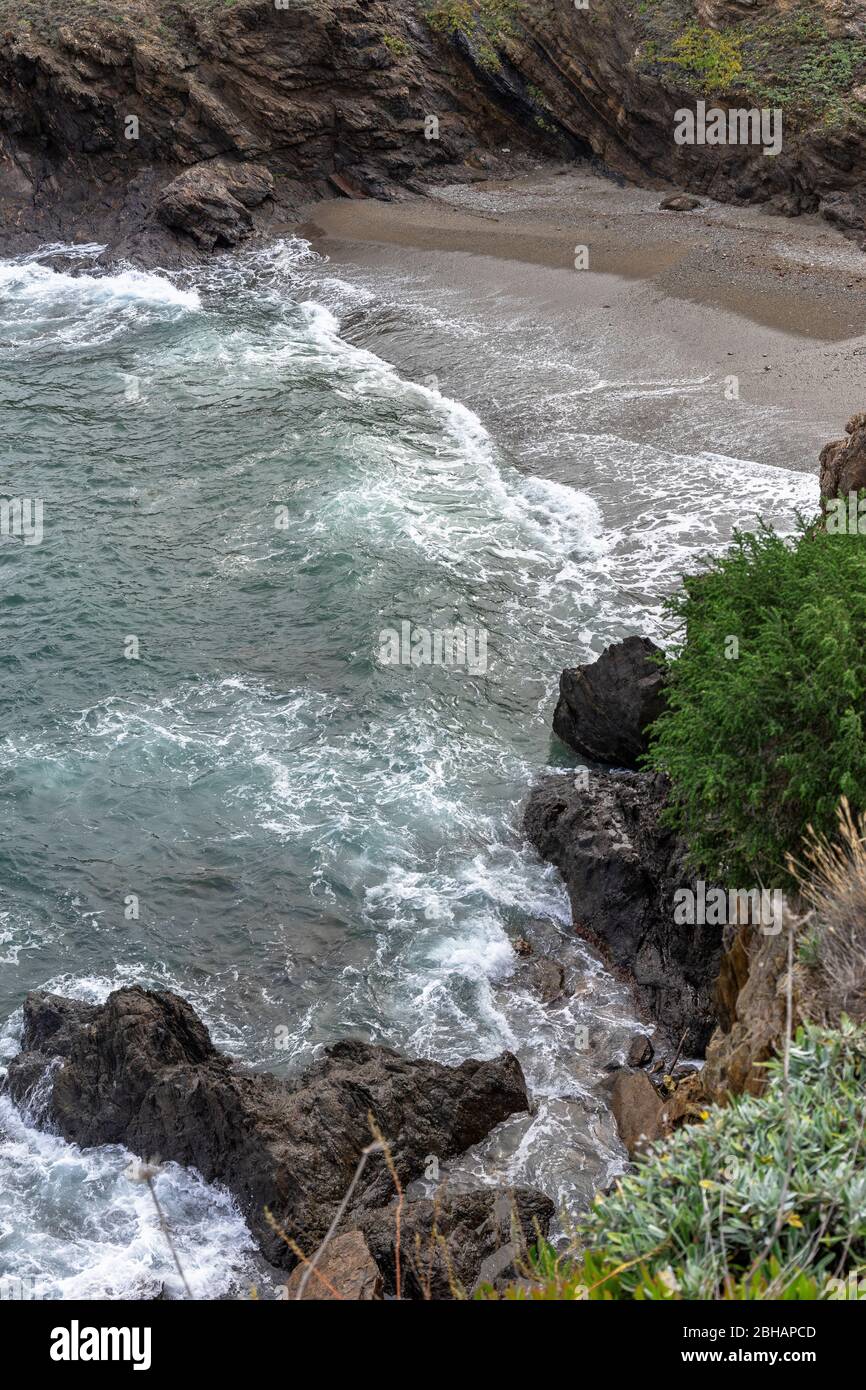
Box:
(382, 33, 412, 59)
(575, 1023, 866, 1299)
(645, 521, 866, 886)
(661, 24, 743, 92)
(425, 0, 520, 71)
(479, 1248, 831, 1300)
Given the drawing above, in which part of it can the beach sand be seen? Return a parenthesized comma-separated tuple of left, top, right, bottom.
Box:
(297, 164, 866, 475)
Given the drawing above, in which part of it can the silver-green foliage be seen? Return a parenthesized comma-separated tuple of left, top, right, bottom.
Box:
(582, 1022, 866, 1298)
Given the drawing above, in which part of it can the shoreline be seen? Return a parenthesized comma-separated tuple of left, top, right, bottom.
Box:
(299, 168, 866, 474)
(301, 168, 866, 340)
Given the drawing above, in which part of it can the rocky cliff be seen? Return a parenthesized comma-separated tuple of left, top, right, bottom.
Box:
(4, 986, 551, 1295)
(2, 0, 865, 261)
(0, 0, 568, 260)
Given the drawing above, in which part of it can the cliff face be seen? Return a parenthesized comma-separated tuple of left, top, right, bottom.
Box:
(4, 986, 545, 1289)
(0, 0, 569, 260)
(2, 0, 865, 260)
(512, 0, 866, 199)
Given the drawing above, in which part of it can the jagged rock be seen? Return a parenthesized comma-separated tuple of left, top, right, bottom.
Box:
(819, 412, 866, 500)
(17, 990, 94, 1055)
(701, 922, 799, 1101)
(523, 955, 569, 1004)
(283, 1231, 383, 1301)
(524, 771, 722, 1053)
(659, 194, 702, 211)
(156, 163, 274, 250)
(553, 637, 667, 768)
(4, 987, 532, 1273)
(354, 1187, 554, 1299)
(610, 1070, 665, 1158)
(626, 1033, 654, 1068)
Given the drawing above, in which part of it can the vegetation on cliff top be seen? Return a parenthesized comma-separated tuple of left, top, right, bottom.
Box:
(645, 520, 866, 888)
(483, 1023, 866, 1300)
(636, 0, 866, 127)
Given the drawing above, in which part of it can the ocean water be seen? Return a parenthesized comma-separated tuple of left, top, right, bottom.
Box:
(0, 239, 815, 1298)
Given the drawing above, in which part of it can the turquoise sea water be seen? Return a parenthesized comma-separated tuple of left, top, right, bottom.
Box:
(0, 239, 815, 1297)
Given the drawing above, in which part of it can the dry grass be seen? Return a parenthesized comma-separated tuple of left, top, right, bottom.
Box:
(791, 798, 866, 1025)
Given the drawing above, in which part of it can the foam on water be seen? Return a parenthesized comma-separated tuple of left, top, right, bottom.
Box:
(0, 238, 818, 1291)
(0, 260, 200, 309)
(0, 248, 200, 351)
(0, 1095, 259, 1300)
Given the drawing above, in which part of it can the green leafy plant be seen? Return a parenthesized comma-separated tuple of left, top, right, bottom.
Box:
(382, 33, 412, 59)
(645, 520, 866, 886)
(425, 0, 521, 72)
(478, 1245, 832, 1300)
(661, 23, 743, 92)
(576, 1023, 866, 1299)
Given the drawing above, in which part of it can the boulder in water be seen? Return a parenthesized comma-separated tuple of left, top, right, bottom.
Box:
(4, 987, 535, 1276)
(524, 770, 722, 1054)
(553, 636, 667, 768)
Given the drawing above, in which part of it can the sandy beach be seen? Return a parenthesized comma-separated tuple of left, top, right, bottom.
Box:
(298, 164, 866, 475)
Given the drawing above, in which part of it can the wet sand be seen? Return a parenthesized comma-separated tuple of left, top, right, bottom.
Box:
(297, 165, 866, 472)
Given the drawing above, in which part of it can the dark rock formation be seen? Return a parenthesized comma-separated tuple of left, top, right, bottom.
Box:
(156, 162, 274, 250)
(355, 1187, 555, 1299)
(553, 636, 668, 768)
(3, 1, 866, 259)
(4, 987, 535, 1275)
(524, 770, 722, 1054)
(819, 412, 866, 500)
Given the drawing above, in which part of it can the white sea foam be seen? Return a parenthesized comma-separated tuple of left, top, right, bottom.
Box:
(0, 247, 200, 352)
(0, 1094, 259, 1300)
(1, 232, 822, 1279)
(0, 259, 200, 309)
